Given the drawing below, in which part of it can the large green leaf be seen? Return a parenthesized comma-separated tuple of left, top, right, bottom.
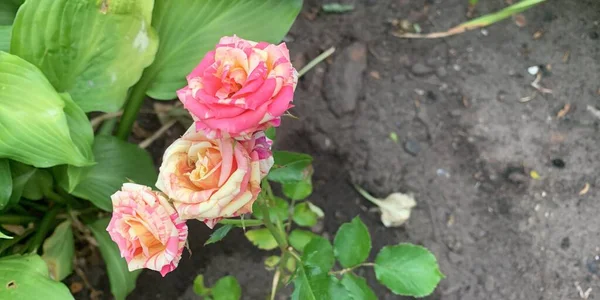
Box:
(6, 161, 36, 208)
(0, 26, 10, 52)
(0, 1, 19, 25)
(143, 0, 303, 100)
(21, 170, 52, 201)
(0, 52, 94, 168)
(88, 218, 140, 300)
(11, 0, 158, 112)
(71, 135, 157, 211)
(41, 220, 74, 281)
(0, 254, 73, 300)
(333, 217, 371, 268)
(374, 243, 444, 297)
(0, 159, 11, 209)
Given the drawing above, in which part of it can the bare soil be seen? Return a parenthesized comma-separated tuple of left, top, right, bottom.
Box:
(86, 0, 600, 299)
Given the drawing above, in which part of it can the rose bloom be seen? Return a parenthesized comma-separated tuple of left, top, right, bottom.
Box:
(106, 183, 188, 277)
(156, 126, 273, 228)
(177, 35, 297, 139)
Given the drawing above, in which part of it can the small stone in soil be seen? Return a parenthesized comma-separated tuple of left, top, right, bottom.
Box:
(403, 139, 421, 156)
(551, 158, 565, 168)
(436, 66, 448, 77)
(410, 63, 434, 76)
(586, 259, 599, 275)
(560, 237, 570, 249)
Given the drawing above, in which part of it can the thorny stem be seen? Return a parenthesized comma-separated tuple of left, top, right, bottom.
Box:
(329, 262, 376, 276)
(260, 203, 288, 250)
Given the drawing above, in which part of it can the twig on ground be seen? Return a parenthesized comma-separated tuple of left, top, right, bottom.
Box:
(90, 111, 123, 130)
(139, 119, 177, 149)
(297, 47, 336, 77)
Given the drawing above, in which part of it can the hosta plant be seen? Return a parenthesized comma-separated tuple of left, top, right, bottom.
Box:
(0, 1, 443, 299)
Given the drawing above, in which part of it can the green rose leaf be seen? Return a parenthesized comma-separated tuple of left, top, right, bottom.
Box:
(0, 231, 11, 239)
(193, 274, 209, 296)
(374, 243, 444, 297)
(212, 276, 242, 300)
(0, 26, 10, 52)
(41, 220, 74, 281)
(0, 52, 94, 168)
(252, 196, 288, 223)
(288, 229, 319, 252)
(283, 179, 313, 201)
(292, 271, 352, 300)
(265, 127, 276, 141)
(341, 273, 377, 300)
(333, 217, 371, 268)
(11, 0, 158, 112)
(245, 228, 278, 250)
(0, 159, 11, 209)
(204, 224, 233, 246)
(70, 136, 157, 211)
(88, 218, 141, 300)
(293, 202, 319, 227)
(264, 255, 280, 270)
(268, 151, 313, 184)
(302, 236, 334, 275)
(142, 0, 302, 100)
(0, 254, 73, 300)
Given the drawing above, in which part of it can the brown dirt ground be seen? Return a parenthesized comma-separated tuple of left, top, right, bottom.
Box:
(86, 0, 600, 299)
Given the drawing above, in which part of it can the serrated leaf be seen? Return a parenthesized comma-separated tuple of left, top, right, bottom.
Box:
(268, 151, 313, 183)
(0, 159, 11, 210)
(333, 217, 371, 268)
(245, 228, 277, 250)
(41, 220, 74, 281)
(302, 237, 334, 275)
(0, 254, 73, 300)
(341, 273, 376, 300)
(212, 276, 241, 300)
(374, 243, 444, 297)
(252, 196, 288, 223)
(205, 224, 233, 246)
(70, 136, 157, 211)
(88, 218, 141, 300)
(283, 179, 313, 200)
(264, 255, 280, 270)
(289, 229, 318, 252)
(11, 0, 158, 112)
(193, 274, 208, 296)
(0, 52, 94, 168)
(142, 0, 302, 100)
(292, 271, 351, 300)
(293, 202, 318, 227)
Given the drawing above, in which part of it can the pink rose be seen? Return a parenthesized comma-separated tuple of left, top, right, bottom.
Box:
(156, 126, 274, 228)
(177, 35, 298, 139)
(106, 183, 188, 277)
